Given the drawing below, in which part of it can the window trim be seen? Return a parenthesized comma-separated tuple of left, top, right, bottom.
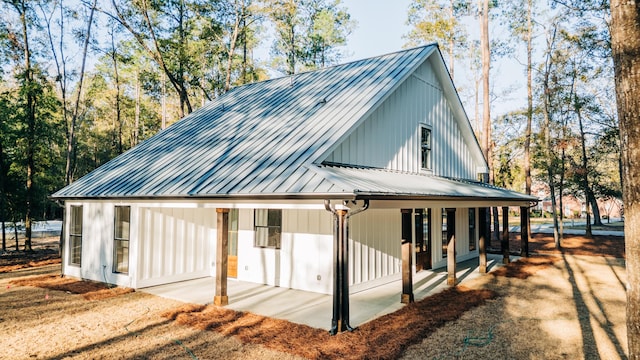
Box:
(69, 205, 83, 266)
(441, 208, 447, 257)
(420, 125, 432, 171)
(113, 206, 131, 274)
(469, 208, 476, 251)
(254, 209, 282, 249)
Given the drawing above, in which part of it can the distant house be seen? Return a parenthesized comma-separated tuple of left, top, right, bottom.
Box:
(52, 44, 535, 333)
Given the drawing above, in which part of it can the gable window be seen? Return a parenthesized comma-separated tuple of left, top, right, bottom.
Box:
(113, 206, 130, 273)
(69, 206, 83, 266)
(254, 209, 282, 249)
(469, 208, 476, 251)
(421, 126, 432, 170)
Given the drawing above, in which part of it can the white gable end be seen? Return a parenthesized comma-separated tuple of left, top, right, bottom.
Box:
(323, 57, 484, 180)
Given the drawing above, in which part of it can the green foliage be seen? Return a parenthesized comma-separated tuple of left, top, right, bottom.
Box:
(268, 0, 355, 74)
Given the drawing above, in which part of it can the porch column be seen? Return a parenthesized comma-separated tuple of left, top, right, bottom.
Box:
(401, 209, 414, 304)
(214, 208, 229, 306)
(330, 209, 353, 334)
(520, 206, 530, 257)
(324, 199, 368, 335)
(501, 207, 510, 264)
(478, 207, 488, 274)
(446, 208, 457, 286)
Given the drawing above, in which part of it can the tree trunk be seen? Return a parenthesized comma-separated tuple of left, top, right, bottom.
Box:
(577, 105, 593, 236)
(542, 25, 561, 249)
(0, 140, 6, 252)
(110, 31, 123, 154)
(524, 0, 533, 242)
(610, 1, 640, 357)
(65, 0, 96, 185)
(16, 0, 34, 252)
(588, 188, 603, 227)
(480, 0, 491, 163)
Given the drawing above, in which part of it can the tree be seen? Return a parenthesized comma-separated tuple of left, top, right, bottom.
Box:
(304, 0, 354, 70)
(404, 0, 469, 79)
(539, 20, 562, 248)
(268, 0, 354, 75)
(609, 0, 640, 357)
(109, 0, 222, 117)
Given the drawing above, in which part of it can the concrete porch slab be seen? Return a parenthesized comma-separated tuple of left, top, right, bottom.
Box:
(141, 254, 507, 331)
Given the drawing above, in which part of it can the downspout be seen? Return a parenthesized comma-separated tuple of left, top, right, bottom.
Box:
(324, 199, 369, 335)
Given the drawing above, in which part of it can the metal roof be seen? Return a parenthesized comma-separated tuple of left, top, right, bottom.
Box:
(52, 44, 534, 205)
(307, 165, 537, 203)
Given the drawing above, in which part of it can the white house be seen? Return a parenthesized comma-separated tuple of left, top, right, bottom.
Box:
(52, 44, 536, 334)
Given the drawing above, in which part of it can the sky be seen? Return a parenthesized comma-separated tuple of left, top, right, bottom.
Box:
(340, 0, 413, 61)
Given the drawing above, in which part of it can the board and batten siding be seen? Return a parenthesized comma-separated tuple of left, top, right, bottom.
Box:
(137, 207, 214, 288)
(235, 208, 403, 294)
(63, 201, 138, 288)
(325, 60, 478, 179)
(348, 209, 402, 291)
(235, 208, 334, 294)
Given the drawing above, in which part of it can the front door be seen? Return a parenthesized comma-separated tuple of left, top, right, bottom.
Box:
(415, 209, 432, 270)
(228, 209, 238, 278)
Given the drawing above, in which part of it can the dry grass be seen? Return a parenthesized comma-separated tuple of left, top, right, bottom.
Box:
(491, 256, 561, 279)
(493, 233, 626, 259)
(9, 274, 135, 300)
(0, 234, 628, 359)
(161, 286, 497, 359)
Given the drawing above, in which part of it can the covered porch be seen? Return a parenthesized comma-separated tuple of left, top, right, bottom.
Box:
(141, 253, 508, 331)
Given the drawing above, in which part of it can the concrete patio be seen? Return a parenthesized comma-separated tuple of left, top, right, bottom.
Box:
(141, 254, 508, 331)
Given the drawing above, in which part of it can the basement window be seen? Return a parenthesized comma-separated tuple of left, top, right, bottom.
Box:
(254, 209, 282, 249)
(69, 205, 83, 266)
(113, 206, 130, 274)
(421, 126, 432, 170)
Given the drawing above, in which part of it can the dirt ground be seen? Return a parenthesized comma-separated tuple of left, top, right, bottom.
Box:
(0, 234, 628, 359)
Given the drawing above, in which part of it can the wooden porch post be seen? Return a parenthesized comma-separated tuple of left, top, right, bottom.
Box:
(214, 208, 229, 306)
(501, 207, 510, 264)
(478, 207, 488, 274)
(446, 208, 457, 286)
(520, 206, 529, 257)
(401, 209, 414, 304)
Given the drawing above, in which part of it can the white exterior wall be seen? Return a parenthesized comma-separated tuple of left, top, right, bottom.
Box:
(137, 207, 214, 287)
(430, 208, 478, 270)
(235, 209, 334, 294)
(63, 201, 138, 288)
(349, 209, 402, 291)
(64, 200, 480, 294)
(325, 61, 479, 179)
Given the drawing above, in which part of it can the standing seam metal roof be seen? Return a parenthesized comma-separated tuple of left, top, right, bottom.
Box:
(52, 44, 533, 204)
(53, 45, 438, 199)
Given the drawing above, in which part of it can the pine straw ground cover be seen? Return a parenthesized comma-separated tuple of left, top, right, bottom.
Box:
(160, 286, 497, 359)
(0, 233, 627, 359)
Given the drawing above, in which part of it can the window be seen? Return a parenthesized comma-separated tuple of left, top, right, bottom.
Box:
(469, 208, 476, 251)
(441, 208, 448, 257)
(421, 126, 432, 170)
(69, 206, 83, 266)
(229, 209, 239, 257)
(254, 209, 281, 249)
(414, 208, 431, 253)
(113, 206, 130, 273)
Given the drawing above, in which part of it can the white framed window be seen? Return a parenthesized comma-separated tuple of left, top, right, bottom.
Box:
(469, 208, 476, 251)
(254, 209, 281, 249)
(113, 206, 130, 273)
(420, 126, 432, 170)
(69, 206, 83, 266)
